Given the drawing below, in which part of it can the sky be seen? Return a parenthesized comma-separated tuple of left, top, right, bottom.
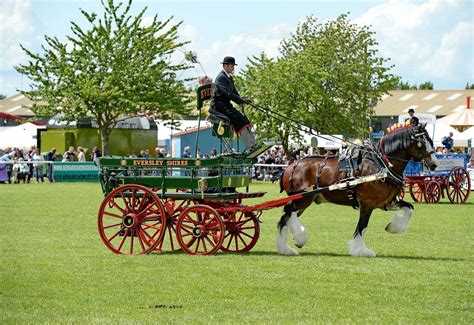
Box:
(0, 0, 473, 97)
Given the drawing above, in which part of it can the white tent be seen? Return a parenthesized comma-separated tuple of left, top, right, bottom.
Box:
(459, 126, 474, 148)
(0, 122, 45, 149)
(431, 121, 461, 148)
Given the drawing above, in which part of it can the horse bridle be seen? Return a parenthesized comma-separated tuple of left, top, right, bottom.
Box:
(412, 131, 435, 162)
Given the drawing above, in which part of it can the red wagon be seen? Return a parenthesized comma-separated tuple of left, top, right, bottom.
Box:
(403, 154, 471, 204)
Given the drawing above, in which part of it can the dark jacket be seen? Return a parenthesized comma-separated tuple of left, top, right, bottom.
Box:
(211, 70, 245, 106)
(405, 115, 419, 126)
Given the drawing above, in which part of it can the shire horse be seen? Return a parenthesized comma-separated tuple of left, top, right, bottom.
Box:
(278, 123, 438, 257)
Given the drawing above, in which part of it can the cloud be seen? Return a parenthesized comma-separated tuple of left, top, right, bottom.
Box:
(355, 0, 473, 85)
(180, 23, 293, 81)
(0, 0, 34, 70)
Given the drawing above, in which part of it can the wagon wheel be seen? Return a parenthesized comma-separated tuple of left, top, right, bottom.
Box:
(220, 211, 260, 253)
(424, 180, 441, 204)
(409, 183, 424, 202)
(397, 187, 405, 200)
(447, 167, 471, 204)
(98, 184, 167, 255)
(155, 199, 191, 252)
(176, 205, 225, 255)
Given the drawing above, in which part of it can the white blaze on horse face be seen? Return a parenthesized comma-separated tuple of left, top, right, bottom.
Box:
(385, 206, 413, 234)
(276, 226, 299, 256)
(349, 231, 376, 257)
(288, 212, 308, 248)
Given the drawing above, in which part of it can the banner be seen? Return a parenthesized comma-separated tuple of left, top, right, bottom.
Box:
(53, 162, 99, 182)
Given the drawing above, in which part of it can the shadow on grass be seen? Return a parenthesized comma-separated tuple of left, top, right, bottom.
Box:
(217, 250, 464, 262)
(149, 249, 463, 262)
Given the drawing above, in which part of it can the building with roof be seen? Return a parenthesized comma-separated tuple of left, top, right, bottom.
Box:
(373, 89, 474, 131)
(0, 94, 36, 118)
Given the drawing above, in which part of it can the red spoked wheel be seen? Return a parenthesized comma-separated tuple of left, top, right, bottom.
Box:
(447, 167, 471, 204)
(409, 183, 425, 202)
(156, 199, 191, 252)
(397, 187, 405, 200)
(220, 211, 260, 253)
(98, 184, 166, 255)
(176, 205, 224, 255)
(424, 180, 441, 204)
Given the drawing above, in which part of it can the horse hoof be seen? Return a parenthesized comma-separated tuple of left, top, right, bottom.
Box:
(293, 231, 308, 248)
(277, 245, 299, 256)
(350, 249, 376, 258)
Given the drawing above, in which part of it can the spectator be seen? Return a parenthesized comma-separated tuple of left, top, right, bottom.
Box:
(47, 148, 56, 182)
(467, 159, 474, 168)
(182, 146, 191, 158)
(77, 147, 86, 162)
(156, 147, 165, 158)
(90, 146, 102, 160)
(0, 148, 13, 183)
(13, 158, 29, 183)
(196, 149, 202, 159)
(210, 148, 218, 158)
(32, 149, 45, 183)
(441, 132, 454, 153)
(62, 146, 76, 162)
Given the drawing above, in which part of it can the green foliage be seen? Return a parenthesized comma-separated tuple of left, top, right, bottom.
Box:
(240, 14, 397, 156)
(0, 94, 6, 100)
(466, 83, 474, 89)
(1, 182, 472, 323)
(418, 81, 434, 90)
(398, 80, 418, 90)
(397, 80, 434, 90)
(15, 0, 192, 154)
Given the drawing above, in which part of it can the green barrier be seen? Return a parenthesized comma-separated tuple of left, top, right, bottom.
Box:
(53, 162, 99, 182)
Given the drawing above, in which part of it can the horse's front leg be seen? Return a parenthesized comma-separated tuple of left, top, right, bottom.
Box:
(349, 206, 376, 257)
(276, 204, 309, 256)
(385, 199, 414, 234)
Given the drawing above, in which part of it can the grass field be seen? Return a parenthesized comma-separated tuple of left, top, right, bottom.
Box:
(1, 181, 473, 323)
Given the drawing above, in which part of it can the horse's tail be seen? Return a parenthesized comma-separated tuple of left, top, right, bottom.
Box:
(278, 203, 293, 231)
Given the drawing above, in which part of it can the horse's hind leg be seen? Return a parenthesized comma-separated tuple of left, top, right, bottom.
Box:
(349, 206, 376, 257)
(385, 200, 414, 234)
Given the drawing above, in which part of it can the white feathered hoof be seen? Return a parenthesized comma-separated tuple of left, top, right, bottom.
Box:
(293, 231, 308, 248)
(349, 235, 376, 258)
(277, 226, 299, 256)
(385, 207, 413, 234)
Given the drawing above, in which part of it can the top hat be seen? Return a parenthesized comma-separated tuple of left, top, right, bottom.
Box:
(408, 108, 415, 113)
(221, 56, 237, 65)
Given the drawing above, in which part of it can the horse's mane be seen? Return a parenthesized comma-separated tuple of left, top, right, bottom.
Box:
(379, 125, 416, 155)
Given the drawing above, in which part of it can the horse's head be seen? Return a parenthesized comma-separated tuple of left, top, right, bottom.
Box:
(380, 123, 438, 172)
(408, 123, 438, 171)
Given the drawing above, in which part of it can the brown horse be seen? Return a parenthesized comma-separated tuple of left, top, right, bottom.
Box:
(277, 123, 438, 257)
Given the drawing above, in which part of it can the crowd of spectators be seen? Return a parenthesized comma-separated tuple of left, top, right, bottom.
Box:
(0, 145, 103, 184)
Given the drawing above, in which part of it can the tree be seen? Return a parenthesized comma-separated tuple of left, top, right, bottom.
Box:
(418, 81, 434, 90)
(0, 94, 6, 100)
(15, 0, 191, 155)
(240, 14, 397, 157)
(397, 80, 418, 90)
(466, 83, 474, 89)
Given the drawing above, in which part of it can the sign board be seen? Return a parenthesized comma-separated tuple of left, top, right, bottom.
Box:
(54, 162, 99, 182)
(315, 135, 343, 149)
(370, 131, 384, 142)
(398, 113, 437, 125)
(433, 158, 466, 171)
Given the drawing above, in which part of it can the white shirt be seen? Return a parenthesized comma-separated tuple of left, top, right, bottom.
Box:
(77, 151, 86, 162)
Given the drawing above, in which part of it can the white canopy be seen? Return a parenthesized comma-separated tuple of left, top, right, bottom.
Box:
(0, 122, 45, 150)
(430, 121, 460, 148)
(459, 126, 474, 148)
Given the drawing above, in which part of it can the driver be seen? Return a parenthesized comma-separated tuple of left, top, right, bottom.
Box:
(210, 56, 257, 151)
